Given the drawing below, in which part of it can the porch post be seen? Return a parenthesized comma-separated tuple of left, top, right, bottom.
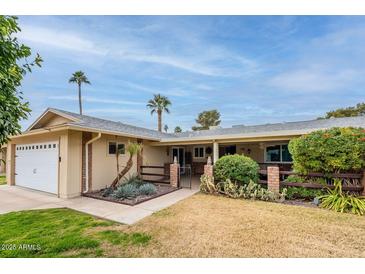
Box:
(204, 156, 213, 178)
(213, 141, 219, 164)
(170, 156, 180, 188)
(267, 166, 280, 193)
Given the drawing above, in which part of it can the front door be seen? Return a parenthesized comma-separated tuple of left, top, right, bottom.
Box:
(172, 147, 185, 167)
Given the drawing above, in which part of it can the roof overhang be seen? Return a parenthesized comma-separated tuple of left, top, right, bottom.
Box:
(26, 108, 80, 132)
(152, 128, 325, 146)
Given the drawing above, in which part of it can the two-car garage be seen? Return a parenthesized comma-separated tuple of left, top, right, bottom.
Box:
(15, 142, 59, 194)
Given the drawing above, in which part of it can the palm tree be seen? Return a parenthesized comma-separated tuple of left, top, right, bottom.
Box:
(110, 142, 143, 188)
(164, 124, 168, 133)
(146, 94, 171, 132)
(69, 71, 91, 115)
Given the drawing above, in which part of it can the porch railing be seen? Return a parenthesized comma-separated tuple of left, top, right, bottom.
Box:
(259, 169, 364, 193)
(140, 165, 170, 184)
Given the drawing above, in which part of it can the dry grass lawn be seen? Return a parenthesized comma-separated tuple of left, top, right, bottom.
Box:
(101, 193, 365, 258)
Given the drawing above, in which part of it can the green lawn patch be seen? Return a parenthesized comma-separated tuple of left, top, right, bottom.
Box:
(0, 175, 6, 185)
(0, 208, 150, 258)
(97, 230, 151, 246)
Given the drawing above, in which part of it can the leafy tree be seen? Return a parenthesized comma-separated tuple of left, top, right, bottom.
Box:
(174, 126, 182, 133)
(0, 16, 42, 146)
(146, 94, 171, 132)
(319, 102, 365, 119)
(192, 109, 221, 131)
(164, 124, 168, 133)
(69, 71, 90, 115)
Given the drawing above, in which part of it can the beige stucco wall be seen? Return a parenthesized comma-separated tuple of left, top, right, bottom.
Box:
(91, 134, 138, 191)
(236, 141, 290, 163)
(143, 143, 169, 166)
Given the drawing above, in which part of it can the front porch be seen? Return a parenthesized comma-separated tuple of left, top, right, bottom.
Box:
(141, 140, 293, 188)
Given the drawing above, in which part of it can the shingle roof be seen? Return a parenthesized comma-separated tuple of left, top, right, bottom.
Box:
(49, 108, 174, 140)
(174, 116, 365, 139)
(48, 108, 365, 141)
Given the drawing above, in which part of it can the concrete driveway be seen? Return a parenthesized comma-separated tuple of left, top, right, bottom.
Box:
(0, 185, 198, 224)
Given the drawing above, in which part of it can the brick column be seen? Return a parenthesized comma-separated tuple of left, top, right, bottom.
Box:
(204, 156, 213, 178)
(267, 166, 280, 193)
(361, 170, 365, 196)
(170, 157, 180, 188)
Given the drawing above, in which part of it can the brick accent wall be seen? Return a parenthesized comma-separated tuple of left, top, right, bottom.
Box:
(204, 164, 213, 178)
(267, 166, 280, 193)
(170, 163, 180, 188)
(137, 139, 143, 175)
(82, 132, 92, 192)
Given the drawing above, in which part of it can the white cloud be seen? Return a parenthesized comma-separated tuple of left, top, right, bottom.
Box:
(49, 95, 144, 105)
(268, 68, 362, 92)
(18, 25, 106, 55)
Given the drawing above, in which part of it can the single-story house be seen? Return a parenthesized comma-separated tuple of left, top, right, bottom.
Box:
(5, 108, 365, 198)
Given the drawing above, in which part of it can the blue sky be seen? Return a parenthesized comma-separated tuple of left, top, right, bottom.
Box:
(17, 16, 365, 131)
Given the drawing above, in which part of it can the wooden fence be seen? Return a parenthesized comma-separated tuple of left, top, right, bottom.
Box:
(140, 165, 170, 184)
(259, 168, 364, 193)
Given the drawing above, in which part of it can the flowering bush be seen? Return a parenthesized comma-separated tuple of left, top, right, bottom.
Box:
(289, 127, 365, 174)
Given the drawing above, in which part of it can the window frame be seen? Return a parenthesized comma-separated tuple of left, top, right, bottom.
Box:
(193, 146, 205, 159)
(264, 144, 292, 163)
(107, 141, 126, 156)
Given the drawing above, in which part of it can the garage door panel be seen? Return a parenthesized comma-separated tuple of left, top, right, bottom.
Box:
(15, 142, 59, 194)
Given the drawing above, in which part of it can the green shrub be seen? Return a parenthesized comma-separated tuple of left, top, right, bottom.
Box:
(139, 183, 157, 195)
(113, 184, 139, 199)
(285, 187, 325, 200)
(284, 175, 305, 183)
(214, 154, 259, 185)
(319, 179, 365, 215)
(289, 127, 365, 174)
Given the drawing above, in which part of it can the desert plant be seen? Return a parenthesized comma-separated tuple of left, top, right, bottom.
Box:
(216, 179, 286, 202)
(200, 175, 218, 194)
(289, 127, 365, 174)
(102, 187, 114, 197)
(113, 183, 139, 199)
(214, 154, 259, 185)
(110, 142, 143, 188)
(139, 183, 157, 196)
(319, 179, 365, 215)
(121, 173, 144, 187)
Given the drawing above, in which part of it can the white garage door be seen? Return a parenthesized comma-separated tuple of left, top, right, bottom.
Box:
(15, 142, 59, 194)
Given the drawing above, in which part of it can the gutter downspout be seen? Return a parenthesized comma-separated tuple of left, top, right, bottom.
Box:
(84, 132, 101, 193)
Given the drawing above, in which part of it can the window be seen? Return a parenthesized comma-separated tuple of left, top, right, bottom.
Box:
(265, 144, 292, 163)
(194, 146, 205, 158)
(108, 142, 125, 155)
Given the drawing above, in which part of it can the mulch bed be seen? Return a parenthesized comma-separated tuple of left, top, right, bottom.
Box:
(83, 184, 179, 206)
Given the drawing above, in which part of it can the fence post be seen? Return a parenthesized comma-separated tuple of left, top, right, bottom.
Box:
(204, 156, 214, 178)
(267, 166, 280, 193)
(361, 170, 365, 196)
(170, 156, 180, 188)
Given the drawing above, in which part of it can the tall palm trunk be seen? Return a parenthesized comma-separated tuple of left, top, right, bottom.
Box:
(111, 154, 133, 188)
(158, 109, 162, 132)
(78, 83, 82, 115)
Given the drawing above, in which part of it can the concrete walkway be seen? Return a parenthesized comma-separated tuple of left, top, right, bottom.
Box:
(0, 185, 198, 224)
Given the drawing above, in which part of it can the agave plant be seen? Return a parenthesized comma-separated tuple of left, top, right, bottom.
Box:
(319, 179, 365, 215)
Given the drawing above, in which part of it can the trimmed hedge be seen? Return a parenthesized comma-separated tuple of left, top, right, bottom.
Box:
(288, 127, 365, 174)
(214, 154, 259, 185)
